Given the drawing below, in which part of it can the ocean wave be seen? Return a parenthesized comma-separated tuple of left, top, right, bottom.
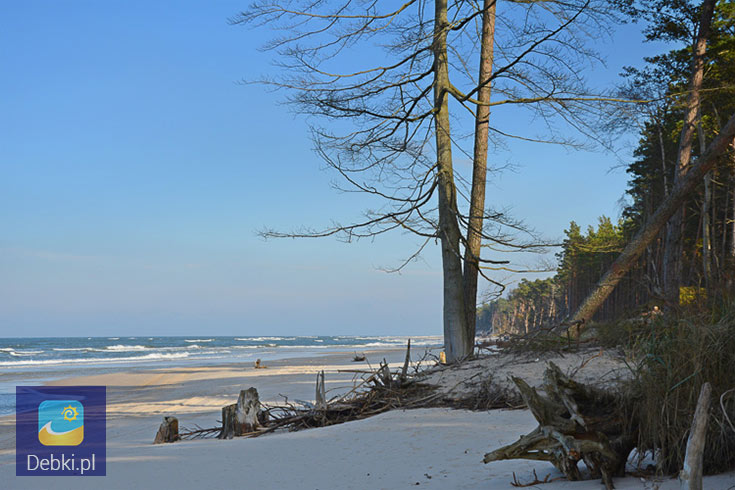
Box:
(240, 337, 295, 342)
(185, 339, 213, 343)
(105, 344, 148, 351)
(270, 345, 330, 349)
(9, 350, 44, 357)
(357, 342, 409, 348)
(0, 352, 190, 367)
(352, 337, 442, 346)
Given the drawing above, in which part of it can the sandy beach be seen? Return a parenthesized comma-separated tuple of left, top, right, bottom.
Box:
(2, 348, 734, 489)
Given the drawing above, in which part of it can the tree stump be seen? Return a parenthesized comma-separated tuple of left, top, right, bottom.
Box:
(378, 359, 392, 388)
(153, 416, 180, 444)
(399, 339, 411, 384)
(484, 362, 635, 490)
(219, 387, 262, 439)
(315, 370, 327, 411)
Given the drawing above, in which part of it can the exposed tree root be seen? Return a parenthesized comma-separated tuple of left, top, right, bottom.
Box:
(484, 362, 635, 490)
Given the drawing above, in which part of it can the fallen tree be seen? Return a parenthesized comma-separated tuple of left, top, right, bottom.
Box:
(483, 362, 635, 490)
(568, 110, 735, 334)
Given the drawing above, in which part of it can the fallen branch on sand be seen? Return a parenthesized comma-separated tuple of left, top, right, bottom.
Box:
(157, 342, 437, 442)
(156, 341, 520, 444)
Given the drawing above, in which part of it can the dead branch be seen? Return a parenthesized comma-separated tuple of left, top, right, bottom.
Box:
(510, 469, 565, 487)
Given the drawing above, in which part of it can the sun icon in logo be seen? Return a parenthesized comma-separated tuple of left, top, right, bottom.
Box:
(62, 405, 78, 421)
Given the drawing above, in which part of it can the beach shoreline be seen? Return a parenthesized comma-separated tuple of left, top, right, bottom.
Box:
(2, 347, 734, 489)
(0, 336, 443, 416)
(0, 346, 421, 422)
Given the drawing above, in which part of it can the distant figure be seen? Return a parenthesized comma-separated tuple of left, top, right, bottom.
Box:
(641, 305, 662, 323)
(254, 358, 267, 369)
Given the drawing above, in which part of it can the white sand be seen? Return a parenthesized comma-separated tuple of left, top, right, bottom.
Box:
(2, 349, 734, 489)
(417, 346, 631, 400)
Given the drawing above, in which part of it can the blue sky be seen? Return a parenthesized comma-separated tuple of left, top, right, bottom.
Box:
(0, 1, 667, 337)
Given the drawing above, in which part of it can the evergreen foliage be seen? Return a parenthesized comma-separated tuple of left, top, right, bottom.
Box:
(478, 0, 735, 334)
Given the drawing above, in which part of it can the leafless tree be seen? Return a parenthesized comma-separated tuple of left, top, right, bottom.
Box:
(234, 0, 637, 360)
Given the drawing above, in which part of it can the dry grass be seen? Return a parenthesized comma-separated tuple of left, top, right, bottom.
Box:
(592, 319, 651, 350)
(488, 308, 735, 477)
(451, 376, 523, 411)
(623, 308, 735, 475)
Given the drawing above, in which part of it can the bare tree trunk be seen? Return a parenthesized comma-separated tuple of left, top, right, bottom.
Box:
(731, 138, 735, 260)
(569, 113, 735, 332)
(686, 208, 704, 288)
(434, 0, 469, 362)
(702, 178, 712, 287)
(710, 167, 719, 277)
(662, 0, 716, 308)
(659, 123, 669, 196)
(463, 0, 497, 356)
(722, 179, 730, 265)
(699, 118, 712, 289)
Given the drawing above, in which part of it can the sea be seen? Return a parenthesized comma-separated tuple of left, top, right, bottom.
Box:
(0, 335, 442, 416)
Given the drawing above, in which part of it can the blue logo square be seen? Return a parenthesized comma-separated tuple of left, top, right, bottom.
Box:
(38, 400, 84, 446)
(16, 386, 106, 476)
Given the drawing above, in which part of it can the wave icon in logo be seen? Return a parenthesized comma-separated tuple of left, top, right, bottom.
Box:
(38, 400, 84, 446)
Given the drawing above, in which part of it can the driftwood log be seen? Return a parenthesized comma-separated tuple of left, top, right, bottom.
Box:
(153, 416, 180, 444)
(680, 382, 712, 490)
(484, 362, 635, 490)
(219, 387, 262, 439)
